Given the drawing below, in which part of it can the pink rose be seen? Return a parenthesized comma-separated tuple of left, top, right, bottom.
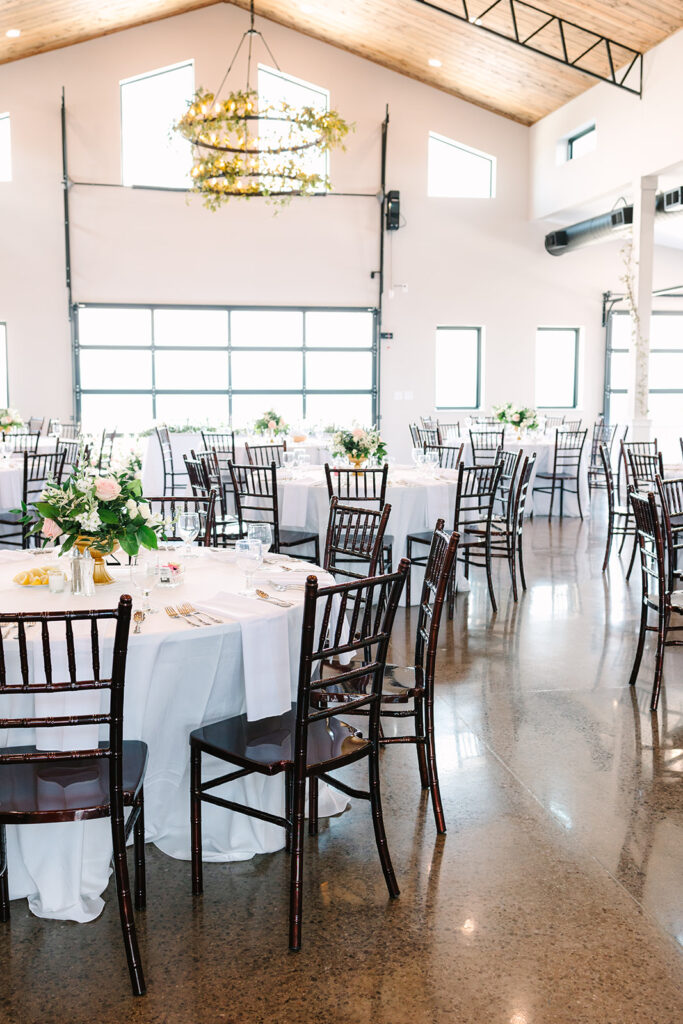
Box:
(42, 518, 62, 540)
(267, 419, 277, 430)
(94, 477, 121, 501)
(352, 428, 365, 440)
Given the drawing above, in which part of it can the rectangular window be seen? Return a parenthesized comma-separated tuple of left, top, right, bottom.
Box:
(435, 327, 481, 409)
(258, 65, 329, 190)
(567, 124, 596, 161)
(120, 61, 194, 188)
(535, 328, 579, 408)
(0, 323, 8, 406)
(0, 113, 11, 182)
(74, 305, 377, 433)
(428, 132, 495, 199)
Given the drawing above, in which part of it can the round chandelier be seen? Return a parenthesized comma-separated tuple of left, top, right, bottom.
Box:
(174, 1, 350, 207)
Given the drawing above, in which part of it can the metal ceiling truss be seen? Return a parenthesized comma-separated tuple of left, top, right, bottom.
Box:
(413, 0, 643, 96)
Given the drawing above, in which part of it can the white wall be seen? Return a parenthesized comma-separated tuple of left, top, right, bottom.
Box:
(1, 4, 682, 459)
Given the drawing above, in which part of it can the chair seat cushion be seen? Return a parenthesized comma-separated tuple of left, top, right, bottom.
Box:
(191, 706, 369, 773)
(534, 472, 577, 480)
(280, 528, 318, 547)
(0, 740, 147, 824)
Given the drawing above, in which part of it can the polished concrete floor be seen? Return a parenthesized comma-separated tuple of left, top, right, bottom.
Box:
(1, 499, 682, 1023)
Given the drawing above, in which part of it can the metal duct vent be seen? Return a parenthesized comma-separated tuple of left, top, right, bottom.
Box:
(656, 187, 683, 212)
(545, 207, 633, 256)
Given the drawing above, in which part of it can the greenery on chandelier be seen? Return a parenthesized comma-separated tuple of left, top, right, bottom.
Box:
(174, 88, 351, 208)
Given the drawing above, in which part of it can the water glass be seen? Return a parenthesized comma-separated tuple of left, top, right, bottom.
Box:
(235, 538, 262, 595)
(248, 522, 273, 553)
(130, 559, 159, 613)
(178, 511, 201, 558)
(283, 451, 297, 479)
(424, 451, 439, 476)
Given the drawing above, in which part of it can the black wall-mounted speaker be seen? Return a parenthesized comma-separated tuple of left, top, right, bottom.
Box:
(385, 190, 400, 231)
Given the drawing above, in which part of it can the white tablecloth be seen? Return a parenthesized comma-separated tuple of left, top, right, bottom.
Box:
(279, 465, 463, 604)
(0, 460, 23, 511)
(0, 548, 346, 922)
(141, 432, 332, 495)
(460, 437, 590, 518)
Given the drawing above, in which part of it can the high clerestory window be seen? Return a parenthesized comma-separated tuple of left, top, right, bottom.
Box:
(120, 61, 194, 188)
(428, 132, 495, 199)
(257, 64, 329, 189)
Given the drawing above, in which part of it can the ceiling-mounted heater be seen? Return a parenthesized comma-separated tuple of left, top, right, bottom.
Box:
(545, 206, 633, 256)
(656, 186, 683, 212)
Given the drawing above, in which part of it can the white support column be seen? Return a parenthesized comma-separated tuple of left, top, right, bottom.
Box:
(628, 175, 657, 441)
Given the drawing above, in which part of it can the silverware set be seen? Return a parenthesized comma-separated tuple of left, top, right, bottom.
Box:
(1, 622, 37, 640)
(165, 603, 223, 628)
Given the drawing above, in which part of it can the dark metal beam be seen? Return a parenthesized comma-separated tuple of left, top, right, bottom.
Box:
(412, 0, 643, 97)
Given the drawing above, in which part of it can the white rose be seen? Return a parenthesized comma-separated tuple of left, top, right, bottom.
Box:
(126, 499, 137, 511)
(138, 503, 151, 520)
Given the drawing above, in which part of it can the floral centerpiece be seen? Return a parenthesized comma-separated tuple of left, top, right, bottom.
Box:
(493, 403, 539, 436)
(20, 452, 162, 585)
(0, 408, 23, 433)
(254, 409, 289, 437)
(331, 425, 387, 468)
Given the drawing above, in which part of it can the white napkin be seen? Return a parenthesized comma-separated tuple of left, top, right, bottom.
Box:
(198, 591, 292, 721)
(280, 482, 310, 529)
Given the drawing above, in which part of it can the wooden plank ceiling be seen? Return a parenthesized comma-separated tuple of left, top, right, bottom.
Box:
(1, 1, 683, 124)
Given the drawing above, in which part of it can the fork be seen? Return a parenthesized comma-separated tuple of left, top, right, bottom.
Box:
(268, 579, 306, 592)
(165, 605, 200, 627)
(179, 602, 223, 625)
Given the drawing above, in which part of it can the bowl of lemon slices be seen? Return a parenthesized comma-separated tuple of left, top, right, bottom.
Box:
(13, 567, 52, 587)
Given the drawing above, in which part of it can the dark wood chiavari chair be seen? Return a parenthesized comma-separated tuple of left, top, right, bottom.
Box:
(408, 423, 421, 447)
(98, 428, 119, 473)
(562, 419, 582, 431)
(6, 432, 40, 454)
(489, 449, 524, 597)
(154, 426, 185, 495)
(436, 420, 460, 442)
(469, 428, 505, 465)
(533, 428, 587, 518)
(58, 438, 90, 475)
(228, 461, 320, 563)
(312, 522, 458, 835)
(420, 416, 437, 430)
(508, 452, 536, 597)
(185, 452, 241, 547)
(0, 595, 148, 996)
(245, 441, 287, 469)
(0, 450, 67, 548)
(588, 421, 618, 492)
(189, 562, 408, 950)
(544, 416, 565, 429)
(599, 443, 636, 576)
(201, 430, 235, 463)
(324, 463, 393, 571)
(48, 419, 80, 439)
(620, 438, 658, 496)
(412, 426, 439, 447)
(323, 496, 391, 580)
(451, 461, 504, 613)
(627, 449, 665, 492)
(423, 442, 464, 470)
(627, 490, 683, 712)
(472, 415, 497, 426)
(615, 426, 630, 503)
(145, 494, 216, 548)
(655, 475, 683, 591)
(27, 417, 44, 434)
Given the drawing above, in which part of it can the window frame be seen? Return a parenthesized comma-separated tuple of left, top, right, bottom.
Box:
(604, 309, 683, 423)
(428, 131, 496, 200)
(535, 327, 580, 410)
(434, 326, 482, 411)
(567, 124, 596, 161)
(257, 63, 331, 189)
(0, 322, 8, 407)
(73, 303, 379, 427)
(119, 59, 194, 189)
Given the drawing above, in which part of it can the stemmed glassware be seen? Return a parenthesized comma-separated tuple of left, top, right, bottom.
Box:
(411, 447, 425, 473)
(178, 512, 201, 558)
(247, 522, 273, 554)
(235, 538, 262, 595)
(424, 450, 439, 476)
(283, 451, 296, 479)
(130, 557, 159, 614)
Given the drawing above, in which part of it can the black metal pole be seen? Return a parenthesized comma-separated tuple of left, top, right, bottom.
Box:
(376, 104, 389, 429)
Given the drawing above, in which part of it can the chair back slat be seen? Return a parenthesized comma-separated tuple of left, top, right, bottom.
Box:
(145, 494, 216, 547)
(512, 453, 536, 536)
(469, 429, 505, 465)
(228, 461, 281, 550)
(98, 429, 118, 471)
(201, 430, 235, 461)
(323, 497, 390, 581)
(627, 449, 664, 492)
(7, 432, 40, 454)
(551, 428, 587, 473)
(414, 523, 459, 681)
(436, 421, 460, 443)
(423, 443, 464, 470)
(629, 490, 666, 605)
(655, 475, 683, 592)
(621, 438, 659, 489)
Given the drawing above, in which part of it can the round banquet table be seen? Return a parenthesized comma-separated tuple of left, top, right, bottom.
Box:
(141, 432, 332, 496)
(459, 436, 591, 518)
(0, 548, 347, 922)
(0, 459, 23, 511)
(279, 464, 464, 605)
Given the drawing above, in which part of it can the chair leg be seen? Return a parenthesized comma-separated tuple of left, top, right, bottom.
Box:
(413, 698, 429, 789)
(285, 768, 293, 853)
(447, 563, 455, 619)
(518, 532, 528, 592)
(626, 533, 638, 581)
(308, 776, 319, 836)
(368, 744, 400, 899)
(424, 693, 446, 835)
(406, 539, 412, 606)
(110, 802, 146, 997)
(548, 478, 555, 519)
(651, 609, 668, 712)
(133, 793, 146, 911)
(628, 597, 648, 687)
(0, 824, 9, 923)
(508, 534, 518, 602)
(618, 509, 630, 554)
(602, 512, 614, 572)
(485, 539, 497, 613)
(190, 745, 203, 896)
(288, 776, 307, 951)
(575, 474, 583, 520)
(314, 537, 320, 565)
